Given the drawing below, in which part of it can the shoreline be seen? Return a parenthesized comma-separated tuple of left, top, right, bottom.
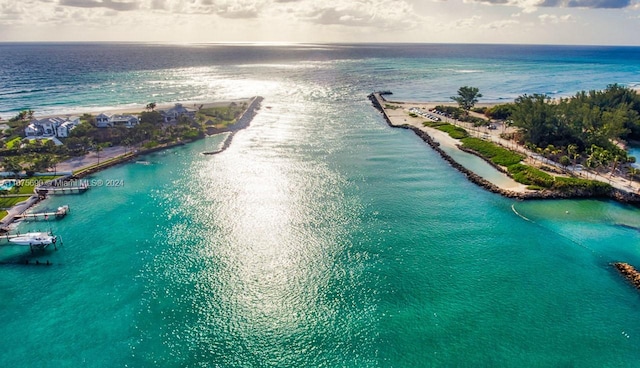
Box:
(0, 98, 254, 121)
(0, 97, 263, 230)
(369, 92, 640, 204)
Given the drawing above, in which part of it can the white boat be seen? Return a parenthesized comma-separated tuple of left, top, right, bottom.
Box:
(8, 232, 57, 246)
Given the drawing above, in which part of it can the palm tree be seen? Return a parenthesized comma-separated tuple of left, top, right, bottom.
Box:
(95, 143, 103, 165)
(567, 144, 579, 168)
(627, 167, 638, 186)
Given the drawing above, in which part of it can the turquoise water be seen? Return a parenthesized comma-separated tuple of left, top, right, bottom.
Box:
(1, 44, 640, 366)
(0, 180, 15, 191)
(629, 147, 640, 168)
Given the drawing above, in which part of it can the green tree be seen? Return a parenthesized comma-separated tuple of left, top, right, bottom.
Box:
(485, 103, 513, 120)
(511, 94, 560, 147)
(139, 111, 162, 125)
(451, 86, 483, 116)
(567, 144, 579, 166)
(146, 102, 157, 111)
(2, 157, 22, 178)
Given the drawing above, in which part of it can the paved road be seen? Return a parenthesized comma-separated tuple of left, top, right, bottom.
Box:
(56, 146, 129, 173)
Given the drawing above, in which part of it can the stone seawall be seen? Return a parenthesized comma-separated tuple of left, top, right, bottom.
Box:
(203, 96, 264, 155)
(369, 92, 530, 199)
(614, 262, 640, 291)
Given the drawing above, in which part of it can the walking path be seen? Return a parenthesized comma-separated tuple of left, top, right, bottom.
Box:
(56, 146, 130, 173)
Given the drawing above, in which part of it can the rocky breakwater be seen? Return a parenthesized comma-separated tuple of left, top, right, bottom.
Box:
(369, 92, 529, 199)
(613, 262, 640, 291)
(203, 96, 264, 155)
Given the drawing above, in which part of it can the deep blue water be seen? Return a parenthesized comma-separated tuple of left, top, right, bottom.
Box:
(1, 43, 640, 366)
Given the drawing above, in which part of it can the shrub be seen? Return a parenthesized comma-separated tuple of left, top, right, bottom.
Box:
(553, 177, 612, 194)
(508, 164, 554, 188)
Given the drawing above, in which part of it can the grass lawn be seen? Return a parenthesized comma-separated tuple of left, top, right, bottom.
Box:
(5, 137, 21, 149)
(197, 104, 246, 128)
(10, 175, 60, 195)
(0, 196, 31, 209)
(0, 210, 7, 220)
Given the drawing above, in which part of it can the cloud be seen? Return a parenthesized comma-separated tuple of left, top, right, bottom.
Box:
(296, 1, 419, 29)
(216, 1, 260, 18)
(540, 0, 630, 7)
(467, 0, 632, 8)
(481, 19, 519, 28)
(140, 0, 264, 18)
(538, 13, 573, 22)
(59, 0, 139, 11)
(455, 15, 481, 28)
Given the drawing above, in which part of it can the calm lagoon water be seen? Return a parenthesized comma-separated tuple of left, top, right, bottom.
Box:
(1, 43, 640, 366)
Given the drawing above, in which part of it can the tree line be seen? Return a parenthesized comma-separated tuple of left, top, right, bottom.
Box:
(480, 84, 640, 172)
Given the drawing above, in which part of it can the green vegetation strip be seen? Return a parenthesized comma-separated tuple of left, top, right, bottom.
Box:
(459, 137, 611, 192)
(461, 137, 524, 166)
(0, 210, 8, 220)
(422, 122, 469, 139)
(436, 125, 469, 139)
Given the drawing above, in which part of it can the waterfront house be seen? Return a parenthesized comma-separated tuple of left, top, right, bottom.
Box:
(95, 113, 112, 128)
(110, 114, 139, 128)
(56, 121, 75, 138)
(24, 116, 79, 138)
(162, 103, 195, 122)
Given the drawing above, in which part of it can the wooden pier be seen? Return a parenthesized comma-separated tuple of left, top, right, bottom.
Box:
(37, 183, 88, 195)
(15, 205, 69, 221)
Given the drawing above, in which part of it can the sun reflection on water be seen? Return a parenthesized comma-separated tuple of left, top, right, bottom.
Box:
(140, 96, 377, 365)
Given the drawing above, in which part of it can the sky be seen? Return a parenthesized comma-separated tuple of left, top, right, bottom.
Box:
(0, 0, 639, 45)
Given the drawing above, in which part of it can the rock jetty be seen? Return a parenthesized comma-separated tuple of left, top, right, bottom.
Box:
(613, 262, 640, 290)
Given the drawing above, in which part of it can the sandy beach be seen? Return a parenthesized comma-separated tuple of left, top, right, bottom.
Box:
(35, 98, 252, 120)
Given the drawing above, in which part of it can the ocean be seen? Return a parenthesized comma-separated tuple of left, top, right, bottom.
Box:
(1, 43, 640, 367)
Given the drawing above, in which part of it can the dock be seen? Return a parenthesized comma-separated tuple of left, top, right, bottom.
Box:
(15, 205, 69, 221)
(36, 182, 89, 195)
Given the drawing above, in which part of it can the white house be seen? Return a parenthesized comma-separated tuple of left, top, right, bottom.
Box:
(24, 116, 75, 138)
(25, 124, 40, 136)
(56, 121, 75, 138)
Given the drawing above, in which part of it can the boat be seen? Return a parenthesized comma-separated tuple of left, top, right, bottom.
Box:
(8, 232, 57, 246)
